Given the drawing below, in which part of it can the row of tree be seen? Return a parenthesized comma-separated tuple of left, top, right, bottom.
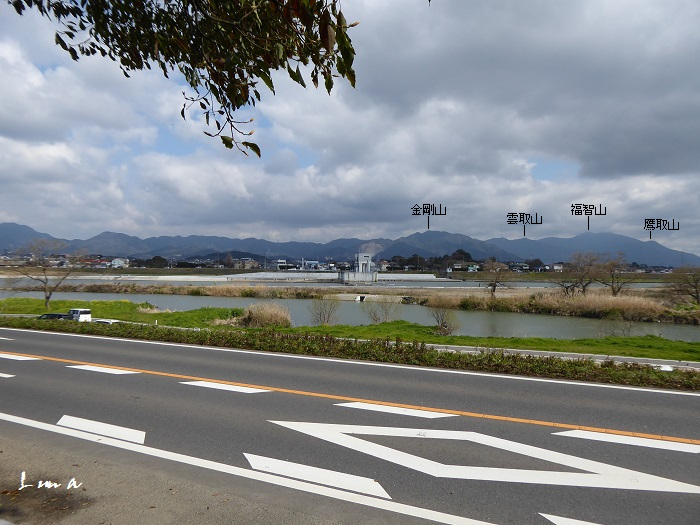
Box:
(5, 240, 700, 308)
(478, 253, 635, 298)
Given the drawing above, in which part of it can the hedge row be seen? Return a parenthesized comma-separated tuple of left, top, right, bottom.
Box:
(1, 317, 697, 390)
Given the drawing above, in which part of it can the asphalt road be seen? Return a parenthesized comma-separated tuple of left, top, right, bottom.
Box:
(0, 327, 698, 524)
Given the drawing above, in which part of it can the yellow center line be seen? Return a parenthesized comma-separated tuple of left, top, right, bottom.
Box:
(5, 350, 700, 445)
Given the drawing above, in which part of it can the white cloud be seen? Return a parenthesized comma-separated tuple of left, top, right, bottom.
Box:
(0, 1, 698, 257)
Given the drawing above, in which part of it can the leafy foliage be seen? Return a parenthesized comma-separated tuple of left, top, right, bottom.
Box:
(9, 0, 357, 155)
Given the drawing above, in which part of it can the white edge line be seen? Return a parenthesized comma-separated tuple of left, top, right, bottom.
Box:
(1, 327, 697, 397)
(0, 372, 15, 378)
(180, 380, 270, 394)
(336, 402, 457, 419)
(66, 365, 140, 375)
(0, 411, 494, 525)
(57, 415, 146, 444)
(244, 453, 391, 499)
(553, 430, 700, 453)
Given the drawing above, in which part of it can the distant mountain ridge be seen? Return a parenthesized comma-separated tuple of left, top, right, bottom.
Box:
(1, 222, 698, 267)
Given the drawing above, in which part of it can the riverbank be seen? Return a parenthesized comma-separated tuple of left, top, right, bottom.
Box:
(1, 298, 699, 363)
(7, 279, 699, 325)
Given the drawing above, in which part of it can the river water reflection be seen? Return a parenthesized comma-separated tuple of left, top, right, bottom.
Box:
(2, 289, 698, 342)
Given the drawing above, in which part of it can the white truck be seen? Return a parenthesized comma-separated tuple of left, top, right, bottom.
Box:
(68, 308, 91, 322)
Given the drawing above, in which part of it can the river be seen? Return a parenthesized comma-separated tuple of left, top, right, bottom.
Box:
(2, 289, 698, 342)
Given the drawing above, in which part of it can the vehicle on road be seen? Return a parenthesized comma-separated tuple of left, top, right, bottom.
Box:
(68, 308, 91, 322)
(37, 313, 71, 320)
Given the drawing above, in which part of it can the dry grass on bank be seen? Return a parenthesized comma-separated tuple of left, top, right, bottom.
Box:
(238, 302, 292, 327)
(458, 290, 667, 321)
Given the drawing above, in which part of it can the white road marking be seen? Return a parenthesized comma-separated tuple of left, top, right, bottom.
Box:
(0, 353, 40, 361)
(180, 380, 270, 394)
(0, 337, 14, 340)
(57, 415, 146, 444)
(336, 402, 457, 419)
(66, 365, 140, 375)
(271, 421, 700, 494)
(554, 430, 700, 453)
(540, 514, 604, 525)
(0, 411, 495, 525)
(244, 453, 391, 499)
(4, 328, 696, 396)
(0, 372, 15, 378)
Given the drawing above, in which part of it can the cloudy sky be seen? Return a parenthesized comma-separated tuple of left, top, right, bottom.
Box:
(1, 1, 699, 255)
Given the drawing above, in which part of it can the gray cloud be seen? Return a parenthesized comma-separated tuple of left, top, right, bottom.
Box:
(0, 1, 698, 256)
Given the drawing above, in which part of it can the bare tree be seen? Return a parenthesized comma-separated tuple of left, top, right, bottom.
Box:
(482, 261, 513, 298)
(11, 239, 79, 309)
(361, 297, 401, 324)
(426, 296, 460, 335)
(669, 267, 700, 305)
(595, 254, 634, 297)
(308, 297, 341, 325)
(558, 252, 599, 296)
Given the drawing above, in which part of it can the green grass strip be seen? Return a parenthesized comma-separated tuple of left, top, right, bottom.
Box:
(282, 321, 700, 362)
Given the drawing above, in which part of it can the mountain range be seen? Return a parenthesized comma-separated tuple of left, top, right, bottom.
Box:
(1, 222, 698, 267)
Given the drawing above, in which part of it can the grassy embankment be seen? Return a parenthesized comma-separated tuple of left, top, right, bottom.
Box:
(0, 298, 244, 328)
(1, 320, 697, 391)
(283, 320, 700, 362)
(1, 297, 698, 363)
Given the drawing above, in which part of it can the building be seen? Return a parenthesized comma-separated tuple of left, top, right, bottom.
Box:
(111, 258, 129, 269)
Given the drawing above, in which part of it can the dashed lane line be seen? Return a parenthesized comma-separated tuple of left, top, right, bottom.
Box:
(0, 352, 41, 360)
(1, 349, 699, 446)
(67, 364, 141, 375)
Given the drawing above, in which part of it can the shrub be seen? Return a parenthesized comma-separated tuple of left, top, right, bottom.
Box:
(239, 302, 291, 327)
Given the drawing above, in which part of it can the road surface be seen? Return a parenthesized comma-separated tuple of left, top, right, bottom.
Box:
(0, 327, 698, 524)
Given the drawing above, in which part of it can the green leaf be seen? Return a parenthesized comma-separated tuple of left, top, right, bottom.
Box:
(287, 63, 305, 86)
(346, 67, 356, 88)
(242, 141, 261, 158)
(295, 65, 306, 88)
(258, 70, 275, 94)
(275, 43, 284, 61)
(221, 136, 234, 149)
(55, 33, 68, 50)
